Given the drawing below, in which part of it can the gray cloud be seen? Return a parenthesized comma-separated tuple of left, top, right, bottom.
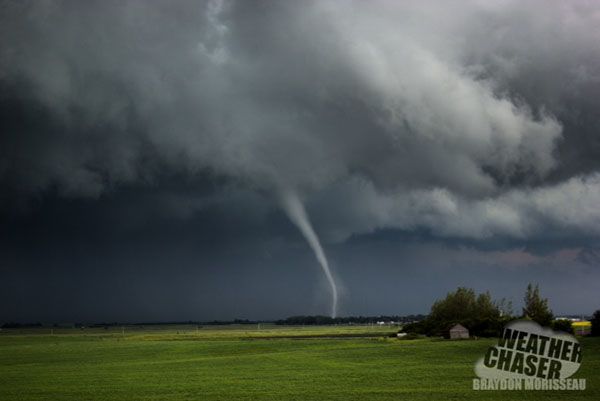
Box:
(1, 0, 600, 242)
(309, 173, 600, 242)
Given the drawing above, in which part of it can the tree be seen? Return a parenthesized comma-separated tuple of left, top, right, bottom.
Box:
(591, 310, 600, 337)
(522, 283, 553, 326)
(406, 287, 508, 337)
(428, 287, 478, 328)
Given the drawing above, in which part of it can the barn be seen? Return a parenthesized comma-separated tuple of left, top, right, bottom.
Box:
(449, 323, 469, 339)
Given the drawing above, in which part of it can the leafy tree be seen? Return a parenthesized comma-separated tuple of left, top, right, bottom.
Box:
(406, 287, 509, 337)
(522, 283, 553, 326)
(428, 287, 477, 328)
(471, 292, 507, 337)
(591, 310, 600, 337)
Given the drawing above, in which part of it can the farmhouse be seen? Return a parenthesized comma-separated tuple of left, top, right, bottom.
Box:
(449, 323, 469, 339)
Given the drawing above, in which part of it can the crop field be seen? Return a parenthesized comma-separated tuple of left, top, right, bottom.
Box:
(0, 325, 598, 401)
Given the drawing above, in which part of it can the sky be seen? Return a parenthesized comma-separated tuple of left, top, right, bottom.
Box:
(1, 0, 600, 323)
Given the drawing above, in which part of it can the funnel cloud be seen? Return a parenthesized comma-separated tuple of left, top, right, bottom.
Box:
(280, 190, 338, 318)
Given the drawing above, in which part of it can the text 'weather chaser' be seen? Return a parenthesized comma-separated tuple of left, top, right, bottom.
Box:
(483, 328, 581, 379)
(474, 320, 586, 391)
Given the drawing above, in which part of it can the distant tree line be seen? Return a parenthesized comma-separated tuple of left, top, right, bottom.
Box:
(1, 322, 43, 329)
(275, 315, 426, 326)
(403, 283, 600, 338)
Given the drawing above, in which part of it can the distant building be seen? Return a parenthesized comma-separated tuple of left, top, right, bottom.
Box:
(556, 317, 582, 322)
(449, 323, 469, 339)
(572, 321, 592, 336)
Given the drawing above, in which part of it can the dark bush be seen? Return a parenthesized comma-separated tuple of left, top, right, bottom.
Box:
(591, 310, 600, 337)
(551, 319, 574, 334)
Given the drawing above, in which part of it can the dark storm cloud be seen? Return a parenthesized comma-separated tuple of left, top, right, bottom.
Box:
(2, 186, 598, 322)
(1, 1, 600, 241)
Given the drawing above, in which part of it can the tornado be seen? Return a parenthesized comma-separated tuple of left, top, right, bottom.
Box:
(280, 190, 338, 318)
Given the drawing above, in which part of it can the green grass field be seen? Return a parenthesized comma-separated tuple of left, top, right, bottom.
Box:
(0, 325, 597, 400)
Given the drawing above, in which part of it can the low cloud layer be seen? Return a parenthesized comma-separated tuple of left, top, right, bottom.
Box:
(2, 0, 600, 242)
(309, 173, 600, 242)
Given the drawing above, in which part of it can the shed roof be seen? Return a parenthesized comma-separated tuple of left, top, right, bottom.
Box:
(449, 323, 468, 332)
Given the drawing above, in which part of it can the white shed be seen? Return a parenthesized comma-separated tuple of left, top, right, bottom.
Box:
(449, 323, 469, 339)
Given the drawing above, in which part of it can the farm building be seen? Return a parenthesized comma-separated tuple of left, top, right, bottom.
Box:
(572, 321, 592, 336)
(449, 324, 469, 339)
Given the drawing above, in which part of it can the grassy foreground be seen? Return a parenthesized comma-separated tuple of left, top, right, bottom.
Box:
(0, 325, 598, 400)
